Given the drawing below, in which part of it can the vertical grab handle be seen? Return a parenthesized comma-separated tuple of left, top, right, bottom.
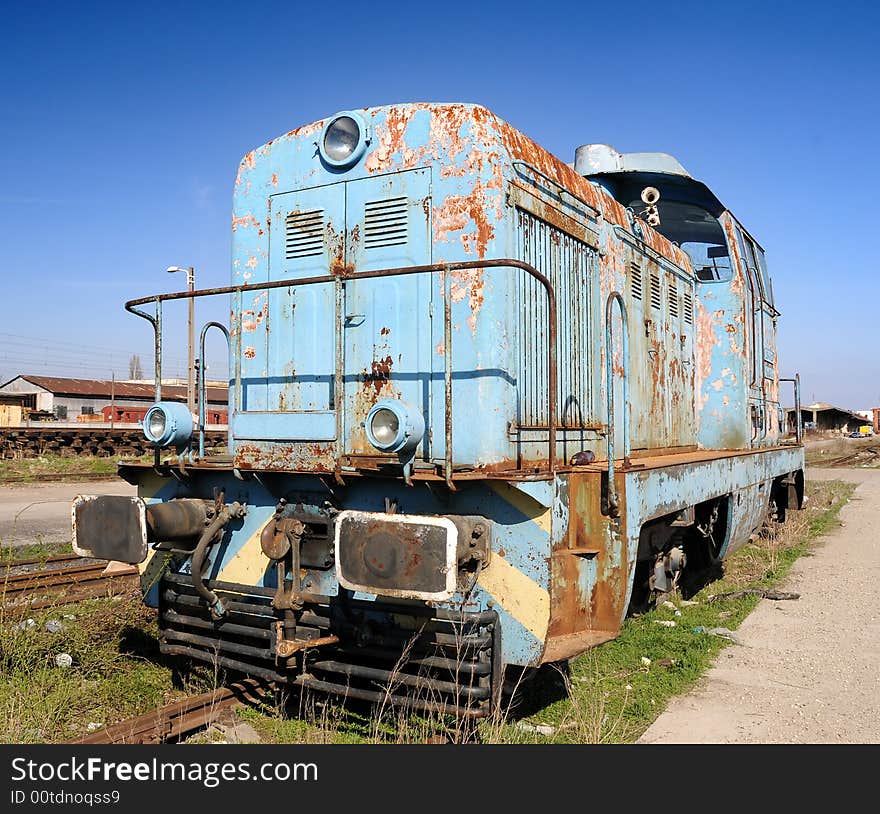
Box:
(605, 291, 630, 516)
(198, 321, 230, 459)
(443, 266, 455, 490)
(779, 374, 802, 444)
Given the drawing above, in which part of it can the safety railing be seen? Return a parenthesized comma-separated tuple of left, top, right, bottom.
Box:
(125, 259, 558, 484)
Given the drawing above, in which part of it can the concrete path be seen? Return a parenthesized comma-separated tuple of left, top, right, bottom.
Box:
(0, 480, 137, 549)
(639, 467, 880, 744)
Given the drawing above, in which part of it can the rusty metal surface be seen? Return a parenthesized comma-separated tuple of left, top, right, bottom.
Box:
(66, 679, 271, 744)
(543, 469, 629, 662)
(335, 510, 457, 600)
(109, 104, 810, 705)
(72, 494, 148, 563)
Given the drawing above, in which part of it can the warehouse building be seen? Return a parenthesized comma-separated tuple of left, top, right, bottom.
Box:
(0, 375, 227, 425)
(785, 402, 872, 435)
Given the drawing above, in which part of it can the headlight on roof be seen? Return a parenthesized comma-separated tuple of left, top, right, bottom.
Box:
(365, 399, 424, 456)
(143, 401, 193, 449)
(319, 111, 369, 168)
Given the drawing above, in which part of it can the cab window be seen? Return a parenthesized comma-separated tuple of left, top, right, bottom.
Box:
(735, 226, 774, 305)
(627, 199, 732, 282)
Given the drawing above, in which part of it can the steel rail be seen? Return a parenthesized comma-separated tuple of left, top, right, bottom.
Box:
(0, 555, 138, 609)
(66, 679, 271, 744)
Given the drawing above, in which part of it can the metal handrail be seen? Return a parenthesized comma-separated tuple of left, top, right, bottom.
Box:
(605, 291, 630, 515)
(125, 258, 558, 477)
(779, 374, 802, 444)
(198, 321, 230, 458)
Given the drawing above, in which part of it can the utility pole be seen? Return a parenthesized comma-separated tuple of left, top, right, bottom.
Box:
(167, 265, 196, 414)
(187, 266, 195, 415)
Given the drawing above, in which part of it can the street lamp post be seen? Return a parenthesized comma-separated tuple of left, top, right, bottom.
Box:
(166, 265, 196, 415)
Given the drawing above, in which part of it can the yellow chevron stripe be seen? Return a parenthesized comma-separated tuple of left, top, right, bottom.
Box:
(217, 525, 269, 585)
(478, 553, 549, 640)
(488, 481, 552, 535)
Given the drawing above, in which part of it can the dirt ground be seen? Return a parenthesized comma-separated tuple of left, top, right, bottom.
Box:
(639, 467, 880, 744)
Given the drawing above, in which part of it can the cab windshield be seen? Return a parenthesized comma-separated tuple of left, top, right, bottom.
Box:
(629, 199, 731, 282)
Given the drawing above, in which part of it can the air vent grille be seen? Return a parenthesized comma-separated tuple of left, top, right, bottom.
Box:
(630, 261, 642, 301)
(650, 272, 661, 310)
(285, 209, 324, 259)
(364, 197, 408, 249)
(683, 290, 694, 325)
(668, 280, 679, 319)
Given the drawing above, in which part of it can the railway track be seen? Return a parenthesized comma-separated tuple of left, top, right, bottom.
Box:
(0, 472, 119, 485)
(821, 446, 880, 468)
(0, 554, 139, 611)
(67, 679, 272, 744)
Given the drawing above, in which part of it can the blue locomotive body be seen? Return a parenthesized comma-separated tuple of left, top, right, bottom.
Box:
(73, 104, 804, 717)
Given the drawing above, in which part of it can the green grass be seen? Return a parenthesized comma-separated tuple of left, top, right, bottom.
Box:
(0, 540, 74, 564)
(0, 595, 219, 743)
(0, 455, 124, 484)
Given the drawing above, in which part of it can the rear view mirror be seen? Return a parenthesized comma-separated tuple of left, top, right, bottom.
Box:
(707, 245, 729, 258)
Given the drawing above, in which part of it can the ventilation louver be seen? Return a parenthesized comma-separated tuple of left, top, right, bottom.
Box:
(285, 209, 325, 259)
(650, 272, 661, 310)
(668, 281, 679, 319)
(364, 197, 408, 249)
(630, 261, 643, 301)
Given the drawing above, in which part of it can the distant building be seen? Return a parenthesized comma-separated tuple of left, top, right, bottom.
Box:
(785, 402, 873, 435)
(0, 393, 28, 427)
(0, 375, 227, 423)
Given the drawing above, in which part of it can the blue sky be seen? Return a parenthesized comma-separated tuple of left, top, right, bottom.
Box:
(1, 0, 877, 408)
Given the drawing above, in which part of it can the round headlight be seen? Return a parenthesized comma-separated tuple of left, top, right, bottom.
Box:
(323, 116, 360, 162)
(365, 400, 424, 457)
(369, 408, 399, 447)
(147, 409, 167, 440)
(143, 401, 193, 449)
(318, 112, 369, 168)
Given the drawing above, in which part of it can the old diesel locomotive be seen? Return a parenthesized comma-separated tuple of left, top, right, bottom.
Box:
(73, 103, 805, 717)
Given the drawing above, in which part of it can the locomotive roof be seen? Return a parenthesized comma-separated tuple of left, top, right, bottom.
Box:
(574, 143, 727, 218)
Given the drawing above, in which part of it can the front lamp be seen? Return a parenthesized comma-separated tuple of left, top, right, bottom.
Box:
(143, 401, 193, 449)
(365, 400, 424, 457)
(319, 112, 369, 168)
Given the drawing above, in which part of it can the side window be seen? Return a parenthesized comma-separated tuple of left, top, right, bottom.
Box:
(736, 227, 773, 305)
(682, 241, 733, 282)
(754, 245, 773, 305)
(736, 228, 762, 297)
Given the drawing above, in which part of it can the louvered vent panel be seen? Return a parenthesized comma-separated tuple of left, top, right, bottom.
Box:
(364, 197, 408, 249)
(285, 209, 324, 259)
(517, 210, 597, 428)
(683, 290, 694, 325)
(668, 281, 679, 319)
(650, 272, 661, 310)
(630, 261, 643, 301)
